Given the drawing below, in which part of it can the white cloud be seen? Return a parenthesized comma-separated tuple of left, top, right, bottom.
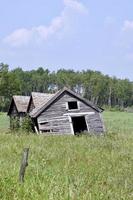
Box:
(3, 28, 32, 47)
(122, 20, 133, 32)
(64, 0, 88, 14)
(3, 0, 88, 47)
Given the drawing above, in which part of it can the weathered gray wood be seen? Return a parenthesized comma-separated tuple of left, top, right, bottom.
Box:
(86, 113, 104, 133)
(38, 93, 93, 133)
(37, 92, 104, 134)
(27, 98, 35, 113)
(38, 94, 95, 120)
(19, 148, 29, 183)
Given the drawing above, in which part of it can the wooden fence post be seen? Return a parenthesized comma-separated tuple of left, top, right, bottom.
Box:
(19, 148, 29, 183)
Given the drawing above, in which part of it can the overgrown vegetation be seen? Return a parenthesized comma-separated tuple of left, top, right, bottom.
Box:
(9, 115, 34, 133)
(10, 116, 20, 131)
(0, 63, 133, 111)
(0, 111, 133, 199)
(21, 115, 34, 133)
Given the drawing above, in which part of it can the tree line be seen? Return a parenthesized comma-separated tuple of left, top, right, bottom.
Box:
(0, 63, 133, 111)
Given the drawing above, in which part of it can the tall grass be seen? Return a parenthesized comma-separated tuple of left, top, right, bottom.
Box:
(104, 111, 133, 133)
(0, 112, 9, 132)
(0, 112, 133, 200)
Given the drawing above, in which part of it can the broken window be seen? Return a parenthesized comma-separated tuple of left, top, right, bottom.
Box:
(68, 101, 78, 110)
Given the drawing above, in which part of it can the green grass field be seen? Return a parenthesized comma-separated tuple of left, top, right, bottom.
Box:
(0, 113, 10, 132)
(0, 112, 133, 200)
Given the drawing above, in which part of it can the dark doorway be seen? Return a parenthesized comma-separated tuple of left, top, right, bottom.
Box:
(72, 116, 88, 134)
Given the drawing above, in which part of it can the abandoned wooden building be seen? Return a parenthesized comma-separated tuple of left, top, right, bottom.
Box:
(8, 88, 105, 134)
(8, 96, 30, 127)
(29, 88, 104, 134)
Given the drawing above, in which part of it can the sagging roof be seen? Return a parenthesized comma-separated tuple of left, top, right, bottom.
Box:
(8, 96, 30, 115)
(30, 87, 103, 118)
(31, 92, 55, 108)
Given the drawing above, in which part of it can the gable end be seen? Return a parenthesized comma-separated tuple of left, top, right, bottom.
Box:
(30, 88, 102, 118)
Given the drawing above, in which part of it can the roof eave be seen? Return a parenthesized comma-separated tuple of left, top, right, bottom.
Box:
(7, 97, 18, 116)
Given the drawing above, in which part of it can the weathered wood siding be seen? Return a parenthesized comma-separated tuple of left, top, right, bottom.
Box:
(37, 92, 104, 134)
(9, 103, 18, 116)
(9, 103, 26, 118)
(9, 102, 26, 128)
(86, 113, 104, 133)
(27, 98, 35, 113)
(39, 116, 71, 134)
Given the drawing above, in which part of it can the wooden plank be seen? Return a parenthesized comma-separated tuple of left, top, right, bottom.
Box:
(19, 148, 29, 183)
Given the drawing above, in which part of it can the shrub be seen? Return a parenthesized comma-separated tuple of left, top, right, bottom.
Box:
(21, 115, 33, 133)
(10, 116, 20, 131)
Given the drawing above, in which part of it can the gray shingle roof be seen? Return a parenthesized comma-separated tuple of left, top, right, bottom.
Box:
(30, 87, 103, 118)
(9, 96, 30, 114)
(29, 92, 56, 116)
(31, 92, 55, 108)
(13, 96, 30, 112)
(8, 88, 103, 117)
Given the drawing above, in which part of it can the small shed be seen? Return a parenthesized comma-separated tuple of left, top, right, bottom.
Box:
(30, 88, 105, 135)
(8, 96, 30, 128)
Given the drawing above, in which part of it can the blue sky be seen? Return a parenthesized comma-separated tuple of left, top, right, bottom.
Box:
(1, 0, 133, 80)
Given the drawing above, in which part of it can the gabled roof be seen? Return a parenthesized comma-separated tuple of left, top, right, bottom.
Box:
(31, 92, 55, 108)
(8, 96, 30, 115)
(30, 87, 103, 118)
(27, 92, 55, 113)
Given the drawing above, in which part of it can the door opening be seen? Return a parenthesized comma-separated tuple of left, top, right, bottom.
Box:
(71, 116, 88, 134)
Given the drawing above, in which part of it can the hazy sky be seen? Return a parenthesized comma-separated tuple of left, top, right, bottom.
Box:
(1, 0, 133, 80)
